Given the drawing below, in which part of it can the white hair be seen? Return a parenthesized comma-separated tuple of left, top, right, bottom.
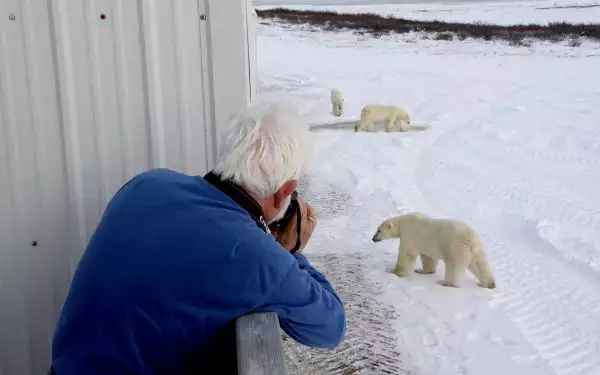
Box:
(213, 100, 313, 198)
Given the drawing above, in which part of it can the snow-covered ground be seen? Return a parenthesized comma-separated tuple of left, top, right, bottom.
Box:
(255, 0, 600, 25)
(256, 2, 600, 374)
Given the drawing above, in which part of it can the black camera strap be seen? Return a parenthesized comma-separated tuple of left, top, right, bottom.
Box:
(203, 171, 269, 233)
(291, 202, 302, 253)
(203, 171, 303, 253)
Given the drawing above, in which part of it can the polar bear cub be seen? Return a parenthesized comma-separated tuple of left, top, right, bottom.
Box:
(372, 212, 496, 289)
(330, 88, 344, 117)
(355, 104, 411, 132)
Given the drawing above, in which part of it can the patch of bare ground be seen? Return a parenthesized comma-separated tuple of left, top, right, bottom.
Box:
(256, 8, 600, 44)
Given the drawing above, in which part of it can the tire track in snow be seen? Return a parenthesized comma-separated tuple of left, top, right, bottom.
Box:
(429, 140, 600, 244)
(477, 125, 600, 172)
(481, 223, 600, 375)
(282, 252, 412, 375)
(454, 126, 600, 220)
(417, 121, 600, 375)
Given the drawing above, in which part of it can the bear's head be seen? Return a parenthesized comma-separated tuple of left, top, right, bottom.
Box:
(372, 212, 428, 242)
(371, 219, 398, 242)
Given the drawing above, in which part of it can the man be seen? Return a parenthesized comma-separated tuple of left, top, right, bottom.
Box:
(51, 101, 346, 374)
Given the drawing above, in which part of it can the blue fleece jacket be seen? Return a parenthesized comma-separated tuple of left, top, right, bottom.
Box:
(52, 168, 346, 374)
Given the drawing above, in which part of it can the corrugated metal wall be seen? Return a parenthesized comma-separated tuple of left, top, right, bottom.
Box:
(0, 0, 255, 373)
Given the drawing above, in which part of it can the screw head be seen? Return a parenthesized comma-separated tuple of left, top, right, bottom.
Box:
(200, 14, 207, 20)
(9, 14, 16, 21)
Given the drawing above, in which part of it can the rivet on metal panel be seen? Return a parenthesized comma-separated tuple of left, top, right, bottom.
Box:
(200, 14, 207, 20)
(31, 240, 39, 247)
(9, 14, 16, 21)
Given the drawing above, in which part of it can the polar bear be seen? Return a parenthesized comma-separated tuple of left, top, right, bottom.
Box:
(355, 104, 411, 132)
(372, 212, 496, 289)
(330, 88, 344, 117)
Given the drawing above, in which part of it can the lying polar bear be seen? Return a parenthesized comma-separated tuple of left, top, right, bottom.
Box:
(372, 212, 496, 289)
(355, 104, 411, 132)
(330, 88, 344, 117)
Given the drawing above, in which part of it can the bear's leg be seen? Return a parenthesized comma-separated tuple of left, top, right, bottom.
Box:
(355, 121, 365, 132)
(468, 254, 496, 289)
(393, 243, 418, 277)
(384, 116, 395, 132)
(415, 253, 438, 274)
(437, 252, 471, 288)
(365, 120, 376, 132)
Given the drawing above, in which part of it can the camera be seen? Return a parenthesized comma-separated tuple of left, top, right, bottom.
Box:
(268, 191, 300, 232)
(268, 191, 303, 253)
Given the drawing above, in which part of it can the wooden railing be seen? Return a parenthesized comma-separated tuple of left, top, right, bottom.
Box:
(236, 312, 288, 375)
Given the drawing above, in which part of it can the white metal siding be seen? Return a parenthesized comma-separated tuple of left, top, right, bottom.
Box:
(0, 0, 255, 373)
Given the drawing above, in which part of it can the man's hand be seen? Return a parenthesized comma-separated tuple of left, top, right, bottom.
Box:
(272, 197, 317, 252)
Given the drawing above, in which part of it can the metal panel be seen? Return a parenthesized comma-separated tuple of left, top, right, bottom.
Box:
(204, 0, 254, 146)
(0, 0, 254, 373)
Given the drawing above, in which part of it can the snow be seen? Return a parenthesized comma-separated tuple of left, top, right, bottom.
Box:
(256, 2, 600, 374)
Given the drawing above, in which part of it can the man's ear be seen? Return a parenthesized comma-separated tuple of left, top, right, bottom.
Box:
(273, 180, 297, 210)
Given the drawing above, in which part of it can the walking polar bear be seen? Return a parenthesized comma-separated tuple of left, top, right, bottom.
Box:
(330, 88, 344, 117)
(372, 212, 496, 289)
(355, 104, 411, 132)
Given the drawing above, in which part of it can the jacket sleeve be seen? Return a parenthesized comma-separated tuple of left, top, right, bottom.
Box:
(254, 252, 346, 349)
